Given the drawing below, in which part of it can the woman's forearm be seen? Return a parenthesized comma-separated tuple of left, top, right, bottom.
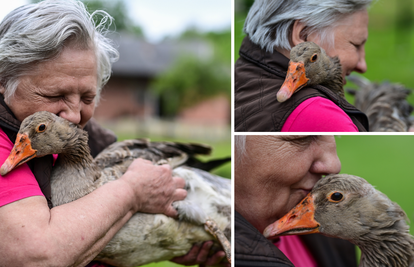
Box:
(47, 179, 137, 266)
(0, 179, 136, 267)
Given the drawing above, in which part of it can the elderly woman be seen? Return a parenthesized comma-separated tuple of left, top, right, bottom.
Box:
(235, 0, 371, 132)
(0, 1, 225, 266)
(235, 135, 357, 267)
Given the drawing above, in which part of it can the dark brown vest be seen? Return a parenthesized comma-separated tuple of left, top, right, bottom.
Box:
(235, 37, 369, 132)
(0, 94, 117, 208)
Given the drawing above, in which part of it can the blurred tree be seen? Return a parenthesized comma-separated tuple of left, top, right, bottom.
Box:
(179, 27, 231, 64)
(152, 27, 231, 117)
(152, 55, 230, 117)
(30, 0, 144, 36)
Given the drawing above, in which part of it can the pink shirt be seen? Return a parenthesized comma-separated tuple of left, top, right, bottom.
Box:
(281, 97, 358, 132)
(274, 235, 318, 267)
(0, 128, 43, 207)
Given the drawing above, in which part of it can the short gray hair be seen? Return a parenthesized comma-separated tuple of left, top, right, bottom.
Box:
(0, 0, 119, 103)
(244, 0, 372, 52)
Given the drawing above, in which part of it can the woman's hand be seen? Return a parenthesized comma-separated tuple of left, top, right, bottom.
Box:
(171, 241, 230, 267)
(121, 158, 187, 217)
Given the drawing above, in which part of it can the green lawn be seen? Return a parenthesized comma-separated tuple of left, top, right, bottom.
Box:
(139, 261, 187, 267)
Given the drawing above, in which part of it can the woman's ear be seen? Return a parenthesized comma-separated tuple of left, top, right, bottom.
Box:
(291, 20, 308, 46)
(0, 84, 5, 95)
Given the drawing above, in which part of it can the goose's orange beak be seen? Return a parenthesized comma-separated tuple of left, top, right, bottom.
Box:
(263, 193, 320, 239)
(0, 133, 37, 176)
(277, 61, 309, 102)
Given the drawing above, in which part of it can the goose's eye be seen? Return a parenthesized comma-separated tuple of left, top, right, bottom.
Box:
(310, 54, 318, 62)
(37, 124, 46, 133)
(328, 191, 344, 202)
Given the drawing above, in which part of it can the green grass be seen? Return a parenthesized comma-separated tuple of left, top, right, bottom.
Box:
(139, 261, 188, 267)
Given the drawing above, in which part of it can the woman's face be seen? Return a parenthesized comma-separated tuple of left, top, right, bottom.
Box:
(235, 135, 341, 233)
(310, 10, 369, 84)
(3, 46, 97, 128)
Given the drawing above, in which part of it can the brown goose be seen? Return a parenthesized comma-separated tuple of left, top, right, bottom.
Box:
(263, 174, 414, 267)
(347, 75, 413, 132)
(277, 41, 343, 103)
(0, 111, 231, 267)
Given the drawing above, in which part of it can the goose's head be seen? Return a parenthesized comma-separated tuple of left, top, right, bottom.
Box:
(277, 42, 343, 102)
(264, 174, 414, 267)
(0, 111, 82, 176)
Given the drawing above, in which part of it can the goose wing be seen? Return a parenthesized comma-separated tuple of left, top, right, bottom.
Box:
(347, 75, 413, 132)
(94, 138, 218, 170)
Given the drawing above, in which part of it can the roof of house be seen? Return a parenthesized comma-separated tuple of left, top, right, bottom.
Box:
(110, 33, 212, 77)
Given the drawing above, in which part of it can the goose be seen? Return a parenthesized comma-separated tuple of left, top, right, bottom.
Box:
(277, 41, 343, 103)
(277, 42, 414, 132)
(0, 111, 231, 267)
(263, 174, 414, 267)
(346, 75, 413, 132)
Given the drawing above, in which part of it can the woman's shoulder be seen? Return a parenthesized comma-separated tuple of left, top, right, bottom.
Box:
(0, 127, 43, 207)
(281, 97, 358, 132)
(0, 128, 13, 149)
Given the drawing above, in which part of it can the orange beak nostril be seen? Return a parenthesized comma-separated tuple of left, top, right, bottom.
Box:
(288, 214, 297, 223)
(263, 193, 320, 238)
(277, 61, 309, 103)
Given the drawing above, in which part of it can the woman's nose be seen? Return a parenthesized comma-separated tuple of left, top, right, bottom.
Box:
(58, 102, 81, 125)
(355, 58, 367, 74)
(309, 136, 341, 175)
(355, 49, 367, 74)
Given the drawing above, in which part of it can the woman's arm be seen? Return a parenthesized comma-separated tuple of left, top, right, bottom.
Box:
(0, 159, 186, 267)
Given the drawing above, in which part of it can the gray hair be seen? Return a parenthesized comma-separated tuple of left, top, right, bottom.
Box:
(0, 0, 119, 104)
(244, 0, 372, 52)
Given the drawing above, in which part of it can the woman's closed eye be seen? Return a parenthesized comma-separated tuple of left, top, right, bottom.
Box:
(82, 95, 95, 105)
(350, 41, 365, 50)
(41, 94, 65, 102)
(281, 135, 318, 148)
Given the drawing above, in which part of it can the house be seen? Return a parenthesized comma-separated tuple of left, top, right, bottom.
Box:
(94, 33, 230, 127)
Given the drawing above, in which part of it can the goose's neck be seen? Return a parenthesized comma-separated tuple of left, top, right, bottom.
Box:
(357, 226, 414, 267)
(321, 56, 345, 98)
(50, 128, 100, 207)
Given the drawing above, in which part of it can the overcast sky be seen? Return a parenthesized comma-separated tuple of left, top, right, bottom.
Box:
(0, 0, 231, 43)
